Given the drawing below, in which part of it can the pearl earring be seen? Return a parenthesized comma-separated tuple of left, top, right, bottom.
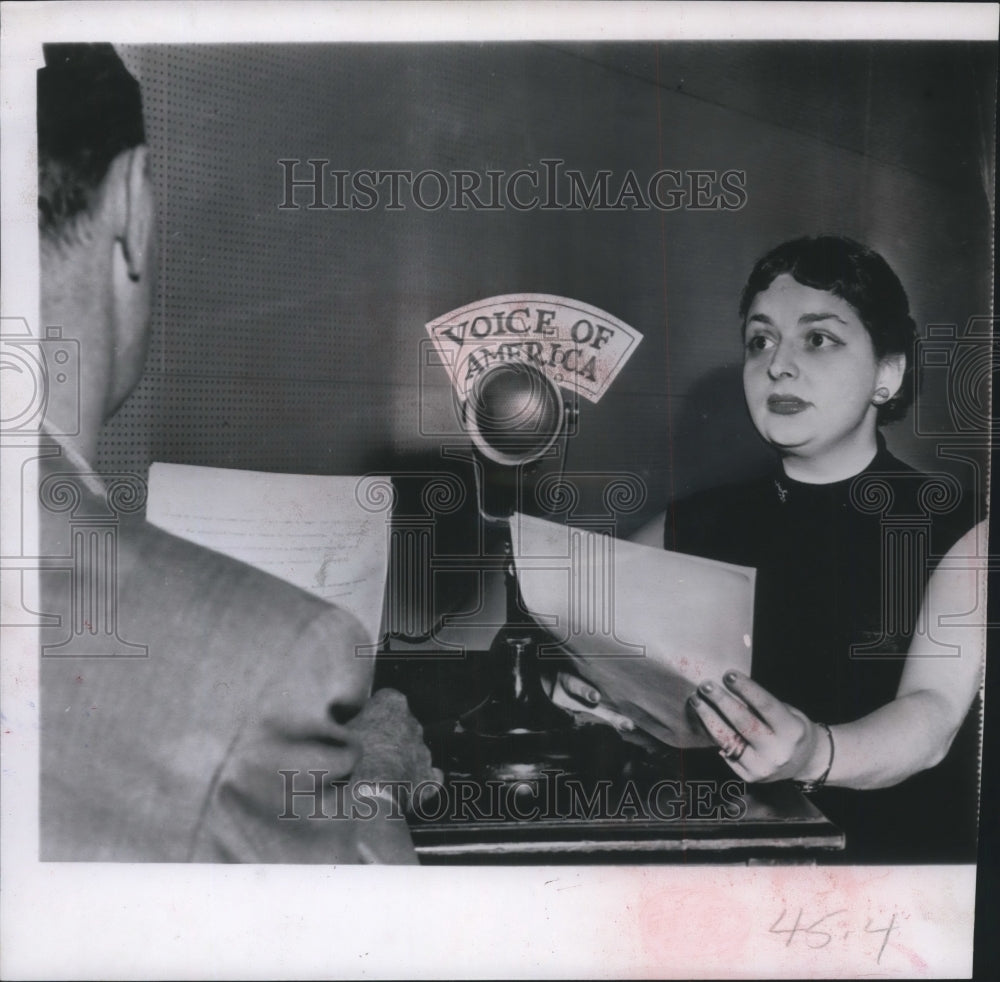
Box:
(873, 387, 890, 405)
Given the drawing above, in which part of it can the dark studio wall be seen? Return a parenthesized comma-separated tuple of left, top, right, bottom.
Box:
(98, 43, 995, 638)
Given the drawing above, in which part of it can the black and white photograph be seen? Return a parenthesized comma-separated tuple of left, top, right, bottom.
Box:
(1, 2, 996, 978)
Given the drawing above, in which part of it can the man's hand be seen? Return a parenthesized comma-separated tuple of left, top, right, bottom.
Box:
(346, 687, 442, 804)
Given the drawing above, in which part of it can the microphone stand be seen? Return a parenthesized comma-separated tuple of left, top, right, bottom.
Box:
(456, 510, 576, 739)
(444, 450, 625, 787)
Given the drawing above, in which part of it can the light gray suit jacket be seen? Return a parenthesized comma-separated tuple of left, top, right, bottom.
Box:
(38, 451, 415, 862)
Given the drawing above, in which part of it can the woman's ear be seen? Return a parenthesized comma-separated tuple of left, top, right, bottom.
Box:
(121, 145, 154, 282)
(876, 352, 906, 401)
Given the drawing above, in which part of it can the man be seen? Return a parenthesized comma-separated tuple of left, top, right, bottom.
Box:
(37, 43, 435, 862)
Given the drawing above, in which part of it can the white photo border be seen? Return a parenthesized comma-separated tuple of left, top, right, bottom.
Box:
(2, 3, 996, 979)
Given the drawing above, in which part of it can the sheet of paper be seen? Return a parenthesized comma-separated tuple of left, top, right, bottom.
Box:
(512, 511, 755, 747)
(146, 462, 389, 644)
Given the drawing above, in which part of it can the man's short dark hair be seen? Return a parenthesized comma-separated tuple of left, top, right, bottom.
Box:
(738, 235, 918, 424)
(38, 43, 145, 240)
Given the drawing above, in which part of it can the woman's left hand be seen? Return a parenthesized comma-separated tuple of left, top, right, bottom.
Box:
(688, 670, 825, 783)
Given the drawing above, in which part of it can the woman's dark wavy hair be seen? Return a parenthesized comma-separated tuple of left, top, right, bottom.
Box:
(738, 235, 918, 424)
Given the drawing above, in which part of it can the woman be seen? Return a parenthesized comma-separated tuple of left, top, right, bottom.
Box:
(575, 236, 985, 861)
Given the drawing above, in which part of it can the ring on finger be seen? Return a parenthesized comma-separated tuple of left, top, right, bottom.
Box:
(719, 732, 749, 763)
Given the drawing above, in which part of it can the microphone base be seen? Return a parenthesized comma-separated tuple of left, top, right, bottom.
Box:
(443, 629, 627, 787)
(442, 716, 628, 787)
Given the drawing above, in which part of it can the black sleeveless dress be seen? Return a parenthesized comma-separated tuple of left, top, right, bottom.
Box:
(665, 437, 981, 863)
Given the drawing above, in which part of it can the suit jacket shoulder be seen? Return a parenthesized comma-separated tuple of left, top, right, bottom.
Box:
(38, 461, 396, 862)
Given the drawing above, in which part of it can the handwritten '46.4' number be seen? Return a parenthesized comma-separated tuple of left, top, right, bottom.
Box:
(768, 908, 898, 964)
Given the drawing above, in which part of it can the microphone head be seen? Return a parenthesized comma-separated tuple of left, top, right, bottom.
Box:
(466, 361, 564, 465)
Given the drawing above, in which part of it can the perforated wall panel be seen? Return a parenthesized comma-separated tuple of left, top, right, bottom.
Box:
(98, 44, 993, 518)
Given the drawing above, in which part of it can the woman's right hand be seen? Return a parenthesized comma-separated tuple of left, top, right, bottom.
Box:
(550, 672, 638, 733)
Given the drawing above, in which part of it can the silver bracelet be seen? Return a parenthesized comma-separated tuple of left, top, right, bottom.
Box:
(794, 722, 835, 793)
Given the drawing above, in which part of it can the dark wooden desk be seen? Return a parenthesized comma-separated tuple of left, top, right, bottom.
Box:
(408, 773, 844, 865)
(376, 650, 845, 864)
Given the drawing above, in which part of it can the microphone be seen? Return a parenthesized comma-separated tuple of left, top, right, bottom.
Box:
(463, 360, 575, 521)
(447, 359, 591, 779)
(423, 295, 641, 786)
